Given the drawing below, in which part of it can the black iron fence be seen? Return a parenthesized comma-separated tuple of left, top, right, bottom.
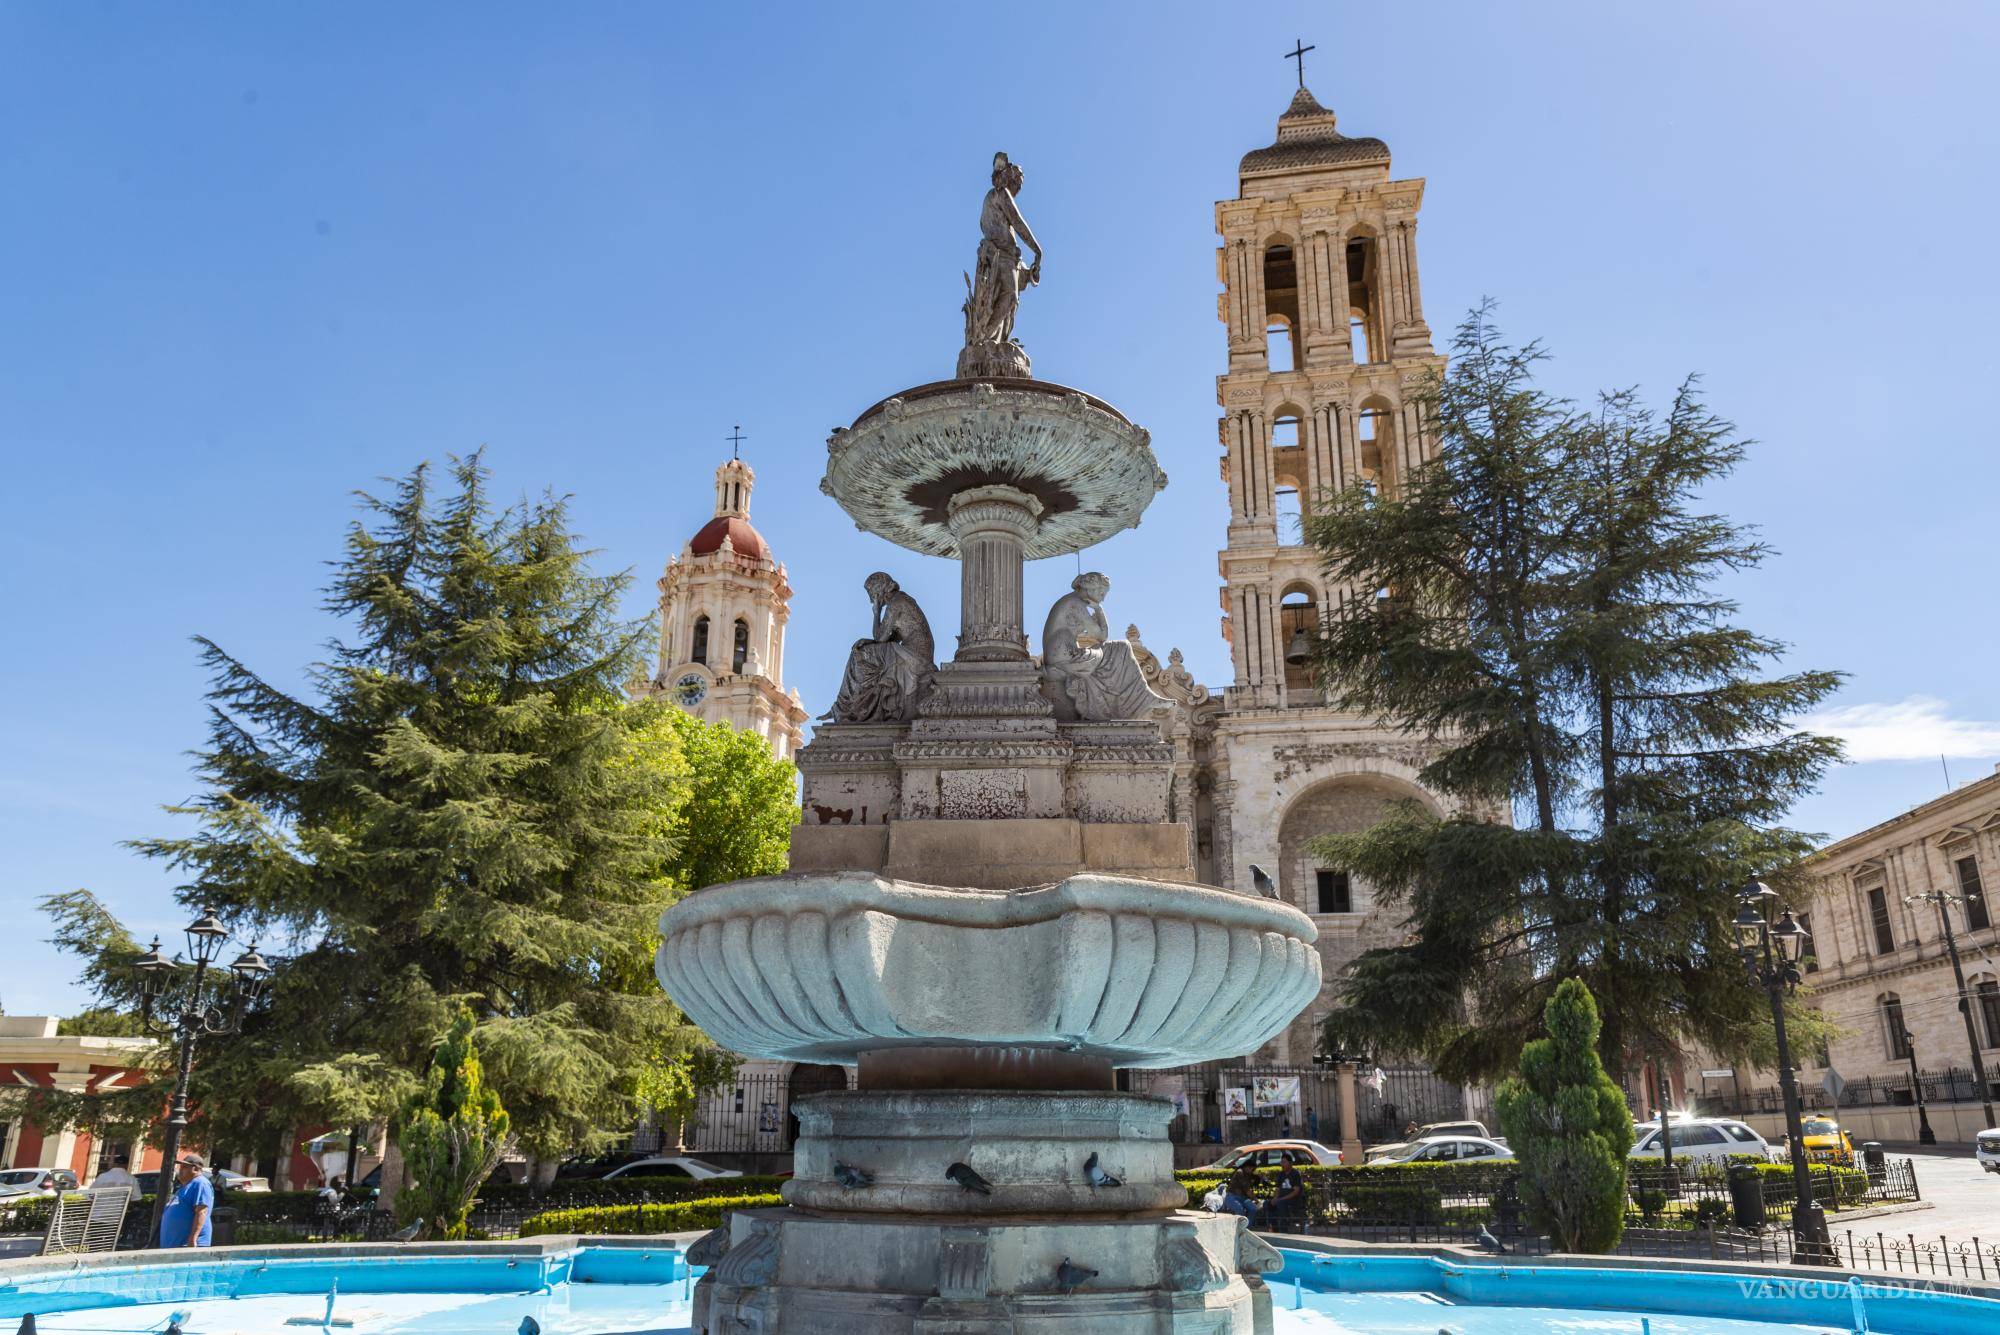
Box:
(1124, 1063, 1471, 1149)
(1702, 1065, 2000, 1117)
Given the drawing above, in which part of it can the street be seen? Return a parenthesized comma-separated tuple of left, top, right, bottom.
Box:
(1868, 1152, 2000, 1249)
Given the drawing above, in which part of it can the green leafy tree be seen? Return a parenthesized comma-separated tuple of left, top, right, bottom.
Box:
(1495, 978, 1633, 1252)
(1309, 305, 1842, 1080)
(397, 1007, 509, 1239)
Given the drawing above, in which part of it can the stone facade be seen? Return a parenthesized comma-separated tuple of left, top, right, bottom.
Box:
(634, 455, 810, 760)
(1757, 769, 1999, 1097)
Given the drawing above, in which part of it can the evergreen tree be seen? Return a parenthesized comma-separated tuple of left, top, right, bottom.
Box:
(1308, 305, 1842, 1081)
(397, 1006, 509, 1239)
(96, 455, 758, 1165)
(1494, 978, 1632, 1252)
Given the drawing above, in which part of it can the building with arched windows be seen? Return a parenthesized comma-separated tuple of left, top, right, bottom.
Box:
(637, 455, 809, 760)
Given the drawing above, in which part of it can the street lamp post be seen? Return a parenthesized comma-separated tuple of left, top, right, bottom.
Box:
(1734, 881, 1832, 1265)
(134, 910, 272, 1245)
(1900, 1028, 1935, 1145)
(1904, 886, 1999, 1132)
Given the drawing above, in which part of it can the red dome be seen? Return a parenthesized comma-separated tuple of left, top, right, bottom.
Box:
(689, 515, 769, 560)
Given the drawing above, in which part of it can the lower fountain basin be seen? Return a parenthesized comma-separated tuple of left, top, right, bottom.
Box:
(655, 871, 1320, 1068)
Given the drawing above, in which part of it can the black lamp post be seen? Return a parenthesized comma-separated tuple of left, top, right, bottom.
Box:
(1900, 1028, 1936, 1145)
(1904, 886, 1999, 1132)
(134, 910, 272, 1244)
(1734, 880, 1832, 1265)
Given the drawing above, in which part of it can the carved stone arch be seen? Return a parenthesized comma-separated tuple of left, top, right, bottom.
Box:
(1275, 768, 1444, 915)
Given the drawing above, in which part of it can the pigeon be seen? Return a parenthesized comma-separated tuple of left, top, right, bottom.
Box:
(1055, 1258, 1098, 1294)
(945, 1162, 993, 1195)
(833, 1161, 874, 1190)
(1083, 1152, 1122, 1189)
(1476, 1225, 1508, 1254)
(162, 1312, 192, 1335)
(19, 1316, 36, 1335)
(1249, 864, 1278, 898)
(391, 1219, 423, 1242)
(519, 1318, 540, 1335)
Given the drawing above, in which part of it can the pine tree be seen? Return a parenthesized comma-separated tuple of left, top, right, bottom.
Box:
(1494, 978, 1633, 1252)
(1308, 305, 1842, 1081)
(110, 455, 759, 1165)
(397, 1006, 509, 1239)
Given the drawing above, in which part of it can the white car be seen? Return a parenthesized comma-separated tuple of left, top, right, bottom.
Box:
(1630, 1117, 1770, 1165)
(1364, 1120, 1497, 1162)
(599, 1155, 742, 1182)
(1372, 1135, 1513, 1165)
(0, 1167, 80, 1199)
(215, 1169, 271, 1193)
(1977, 1128, 1999, 1175)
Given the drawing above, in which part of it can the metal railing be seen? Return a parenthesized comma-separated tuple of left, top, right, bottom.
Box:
(1701, 1065, 2000, 1117)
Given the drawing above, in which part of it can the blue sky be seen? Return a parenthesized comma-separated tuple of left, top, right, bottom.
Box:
(3, 2, 1997, 1015)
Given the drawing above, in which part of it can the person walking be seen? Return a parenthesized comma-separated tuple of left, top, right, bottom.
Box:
(159, 1153, 215, 1248)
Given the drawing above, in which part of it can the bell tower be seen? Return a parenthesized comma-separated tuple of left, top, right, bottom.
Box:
(642, 452, 809, 761)
(1215, 82, 1443, 709)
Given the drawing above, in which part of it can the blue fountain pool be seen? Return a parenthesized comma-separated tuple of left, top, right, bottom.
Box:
(1, 1244, 1992, 1335)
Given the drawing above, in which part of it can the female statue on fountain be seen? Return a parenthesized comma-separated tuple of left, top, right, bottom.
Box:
(1041, 572, 1170, 721)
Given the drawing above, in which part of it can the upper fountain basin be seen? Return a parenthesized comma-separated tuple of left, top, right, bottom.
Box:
(821, 379, 1167, 559)
(656, 870, 1319, 1068)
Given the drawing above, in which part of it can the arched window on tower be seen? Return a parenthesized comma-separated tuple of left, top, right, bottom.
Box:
(732, 618, 751, 674)
(1270, 412, 1303, 538)
(1263, 242, 1301, 371)
(1357, 401, 1396, 495)
(1345, 234, 1382, 364)
(691, 615, 710, 665)
(1274, 486, 1303, 543)
(1280, 584, 1317, 694)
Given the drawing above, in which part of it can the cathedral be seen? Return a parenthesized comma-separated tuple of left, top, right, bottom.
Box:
(636, 453, 809, 758)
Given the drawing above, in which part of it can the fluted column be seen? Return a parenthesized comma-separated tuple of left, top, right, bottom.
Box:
(945, 484, 1043, 662)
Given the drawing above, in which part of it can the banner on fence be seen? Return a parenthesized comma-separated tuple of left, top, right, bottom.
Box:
(758, 1101, 780, 1134)
(1222, 1087, 1250, 1120)
(1252, 1076, 1300, 1110)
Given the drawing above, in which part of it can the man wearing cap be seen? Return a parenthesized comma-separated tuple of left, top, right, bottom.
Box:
(160, 1153, 214, 1248)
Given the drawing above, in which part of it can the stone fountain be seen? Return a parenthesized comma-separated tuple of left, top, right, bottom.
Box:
(657, 152, 1319, 1334)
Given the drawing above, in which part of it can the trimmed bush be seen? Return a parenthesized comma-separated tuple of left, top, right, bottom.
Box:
(479, 1173, 793, 1208)
(519, 1192, 783, 1237)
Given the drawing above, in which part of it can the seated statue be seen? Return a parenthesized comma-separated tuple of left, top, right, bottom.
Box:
(823, 572, 937, 723)
(1040, 572, 1171, 721)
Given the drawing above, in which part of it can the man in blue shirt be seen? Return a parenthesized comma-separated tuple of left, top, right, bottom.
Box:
(159, 1153, 215, 1248)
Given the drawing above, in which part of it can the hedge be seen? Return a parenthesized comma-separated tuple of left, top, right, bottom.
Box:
(519, 1193, 784, 1237)
(479, 1173, 793, 1208)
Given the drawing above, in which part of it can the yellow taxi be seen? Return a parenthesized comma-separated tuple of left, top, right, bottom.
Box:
(1795, 1116, 1856, 1159)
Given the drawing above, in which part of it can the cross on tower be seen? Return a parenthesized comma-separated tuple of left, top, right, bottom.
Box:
(726, 424, 746, 460)
(1284, 39, 1315, 89)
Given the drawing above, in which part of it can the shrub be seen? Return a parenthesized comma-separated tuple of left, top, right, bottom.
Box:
(1494, 979, 1633, 1253)
(398, 1007, 510, 1240)
(519, 1192, 783, 1237)
(477, 1173, 793, 1208)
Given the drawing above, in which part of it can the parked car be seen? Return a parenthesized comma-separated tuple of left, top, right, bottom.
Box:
(1372, 1135, 1513, 1165)
(1977, 1128, 1999, 1175)
(1210, 1140, 1344, 1170)
(599, 1156, 742, 1182)
(1363, 1120, 1496, 1162)
(554, 1150, 653, 1181)
(1630, 1117, 1770, 1165)
(214, 1169, 271, 1193)
(1791, 1117, 1856, 1161)
(0, 1167, 80, 1199)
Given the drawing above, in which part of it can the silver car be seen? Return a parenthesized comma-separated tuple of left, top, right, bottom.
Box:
(1978, 1128, 2000, 1175)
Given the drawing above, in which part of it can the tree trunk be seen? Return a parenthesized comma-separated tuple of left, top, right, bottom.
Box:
(376, 1138, 407, 1215)
(530, 1154, 559, 1189)
(271, 1124, 296, 1192)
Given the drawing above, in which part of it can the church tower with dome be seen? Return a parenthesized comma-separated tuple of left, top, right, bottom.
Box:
(640, 454, 809, 760)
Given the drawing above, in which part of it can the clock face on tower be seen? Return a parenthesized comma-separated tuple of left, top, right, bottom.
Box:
(673, 672, 708, 707)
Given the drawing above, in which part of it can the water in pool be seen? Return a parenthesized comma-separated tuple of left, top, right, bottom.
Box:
(4, 1248, 1990, 1335)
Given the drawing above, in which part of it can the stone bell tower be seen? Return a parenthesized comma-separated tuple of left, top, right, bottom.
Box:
(1202, 81, 1466, 1063)
(641, 453, 809, 760)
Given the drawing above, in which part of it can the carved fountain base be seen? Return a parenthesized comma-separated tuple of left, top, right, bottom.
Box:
(692, 1206, 1278, 1335)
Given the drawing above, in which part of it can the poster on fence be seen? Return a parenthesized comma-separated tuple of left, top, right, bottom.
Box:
(1252, 1076, 1300, 1111)
(759, 1101, 781, 1134)
(1222, 1087, 1250, 1120)
(1152, 1074, 1190, 1118)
